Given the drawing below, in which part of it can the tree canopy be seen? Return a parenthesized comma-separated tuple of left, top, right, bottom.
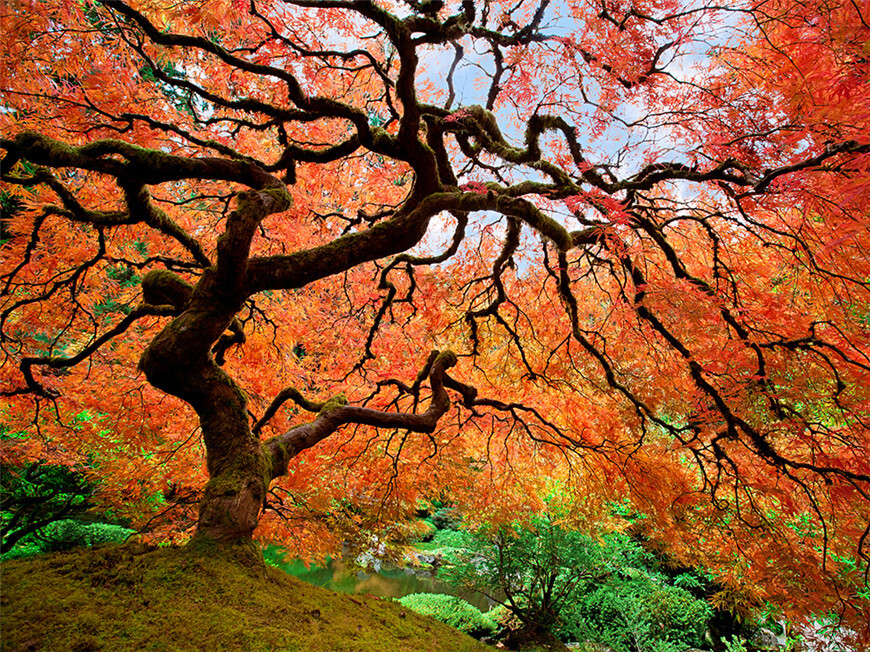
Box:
(1, 0, 869, 635)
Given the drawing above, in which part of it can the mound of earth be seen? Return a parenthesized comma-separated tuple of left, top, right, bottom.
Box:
(1, 540, 489, 652)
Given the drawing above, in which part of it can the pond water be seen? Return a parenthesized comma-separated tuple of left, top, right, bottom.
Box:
(264, 546, 494, 612)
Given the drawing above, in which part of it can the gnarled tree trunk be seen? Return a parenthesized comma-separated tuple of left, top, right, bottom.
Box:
(135, 189, 467, 543)
(140, 318, 269, 543)
(137, 191, 291, 544)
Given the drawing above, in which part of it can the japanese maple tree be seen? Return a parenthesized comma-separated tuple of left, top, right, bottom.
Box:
(1, 0, 868, 634)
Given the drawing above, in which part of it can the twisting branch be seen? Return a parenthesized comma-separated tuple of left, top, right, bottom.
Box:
(264, 350, 460, 480)
(252, 387, 328, 435)
(4, 303, 177, 398)
(350, 211, 469, 372)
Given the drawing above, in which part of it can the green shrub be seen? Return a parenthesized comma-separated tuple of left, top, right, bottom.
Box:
(431, 507, 462, 531)
(485, 604, 521, 636)
(398, 593, 497, 639)
(40, 519, 134, 552)
(429, 528, 469, 551)
(2, 461, 94, 554)
(415, 519, 437, 542)
(431, 512, 714, 651)
(436, 518, 611, 635)
(0, 540, 43, 561)
(556, 575, 712, 652)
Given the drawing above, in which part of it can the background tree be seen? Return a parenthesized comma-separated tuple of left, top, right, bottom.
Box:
(1, 0, 868, 636)
(434, 514, 712, 651)
(437, 513, 612, 649)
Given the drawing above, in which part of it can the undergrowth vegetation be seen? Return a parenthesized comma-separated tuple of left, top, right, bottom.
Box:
(425, 509, 714, 651)
(398, 593, 498, 640)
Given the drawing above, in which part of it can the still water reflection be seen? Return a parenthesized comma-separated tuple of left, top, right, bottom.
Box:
(265, 547, 493, 612)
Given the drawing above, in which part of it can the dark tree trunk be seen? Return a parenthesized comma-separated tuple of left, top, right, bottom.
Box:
(196, 456, 267, 542)
(139, 269, 272, 544)
(141, 357, 268, 542)
(136, 187, 292, 544)
(141, 331, 273, 542)
(190, 365, 269, 542)
(133, 188, 461, 544)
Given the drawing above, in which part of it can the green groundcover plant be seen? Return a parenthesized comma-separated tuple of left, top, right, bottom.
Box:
(398, 593, 497, 640)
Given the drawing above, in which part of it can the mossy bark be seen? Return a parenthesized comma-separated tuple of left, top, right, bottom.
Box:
(137, 189, 290, 544)
(7, 121, 486, 548)
(196, 466, 267, 543)
(141, 332, 269, 542)
(139, 286, 273, 543)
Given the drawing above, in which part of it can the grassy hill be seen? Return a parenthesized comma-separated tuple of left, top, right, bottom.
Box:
(1, 541, 490, 652)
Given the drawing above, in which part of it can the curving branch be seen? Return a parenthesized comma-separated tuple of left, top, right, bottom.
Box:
(264, 350, 460, 480)
(5, 303, 177, 398)
(252, 387, 328, 435)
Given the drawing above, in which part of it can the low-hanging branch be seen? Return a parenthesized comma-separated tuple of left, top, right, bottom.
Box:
(264, 350, 462, 480)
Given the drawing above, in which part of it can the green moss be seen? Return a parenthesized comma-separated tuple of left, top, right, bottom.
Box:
(204, 449, 273, 499)
(260, 186, 293, 210)
(1, 544, 490, 651)
(184, 536, 264, 568)
(317, 393, 348, 417)
(434, 350, 457, 368)
(140, 269, 193, 310)
(237, 186, 292, 214)
(203, 470, 246, 497)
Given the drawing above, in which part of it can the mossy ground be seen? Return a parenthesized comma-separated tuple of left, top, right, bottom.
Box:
(1, 542, 491, 652)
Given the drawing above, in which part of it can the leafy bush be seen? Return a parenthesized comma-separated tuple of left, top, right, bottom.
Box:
(430, 507, 462, 531)
(398, 593, 497, 639)
(485, 604, 521, 636)
(433, 514, 713, 651)
(557, 574, 712, 651)
(415, 519, 437, 542)
(436, 517, 612, 635)
(0, 540, 43, 561)
(1, 461, 93, 554)
(2, 461, 136, 559)
(2, 518, 135, 560)
(39, 519, 134, 552)
(429, 528, 469, 550)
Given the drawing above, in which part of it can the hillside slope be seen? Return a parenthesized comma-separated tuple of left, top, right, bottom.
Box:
(1, 542, 489, 652)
